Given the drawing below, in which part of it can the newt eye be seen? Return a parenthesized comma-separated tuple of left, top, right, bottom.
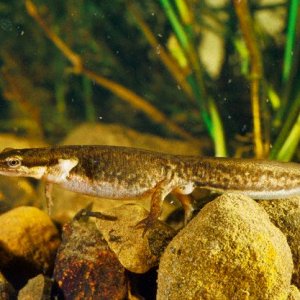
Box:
(6, 157, 22, 168)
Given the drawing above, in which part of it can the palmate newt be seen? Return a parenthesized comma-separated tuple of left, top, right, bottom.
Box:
(0, 145, 299, 231)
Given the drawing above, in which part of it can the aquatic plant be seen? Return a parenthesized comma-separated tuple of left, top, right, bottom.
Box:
(0, 0, 298, 161)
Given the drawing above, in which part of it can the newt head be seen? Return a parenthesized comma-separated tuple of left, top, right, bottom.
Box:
(0, 147, 79, 182)
(0, 147, 48, 179)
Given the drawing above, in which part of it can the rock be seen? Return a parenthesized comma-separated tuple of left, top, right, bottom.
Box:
(62, 122, 206, 155)
(0, 177, 40, 214)
(0, 272, 16, 300)
(259, 196, 300, 287)
(54, 217, 127, 299)
(95, 204, 175, 273)
(157, 194, 293, 300)
(0, 134, 45, 150)
(18, 274, 52, 300)
(288, 285, 300, 300)
(0, 207, 60, 288)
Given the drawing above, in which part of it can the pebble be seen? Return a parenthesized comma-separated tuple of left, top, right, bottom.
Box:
(54, 217, 127, 299)
(0, 177, 39, 213)
(157, 194, 293, 300)
(18, 274, 52, 300)
(95, 204, 176, 273)
(0, 206, 60, 287)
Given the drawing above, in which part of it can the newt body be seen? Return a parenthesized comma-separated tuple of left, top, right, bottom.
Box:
(0, 145, 299, 228)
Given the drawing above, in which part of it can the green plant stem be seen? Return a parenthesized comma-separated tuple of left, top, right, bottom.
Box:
(160, 0, 227, 156)
(233, 0, 265, 158)
(282, 0, 299, 83)
(275, 114, 300, 161)
(127, 1, 194, 100)
(273, 0, 300, 128)
(270, 91, 300, 160)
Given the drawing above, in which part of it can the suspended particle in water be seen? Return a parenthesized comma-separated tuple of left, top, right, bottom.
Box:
(20, 30, 24, 36)
(227, 115, 232, 119)
(0, 18, 13, 32)
(241, 124, 247, 132)
(177, 85, 181, 90)
(228, 78, 232, 84)
(98, 116, 103, 120)
(151, 12, 155, 16)
(156, 44, 161, 55)
(157, 33, 163, 38)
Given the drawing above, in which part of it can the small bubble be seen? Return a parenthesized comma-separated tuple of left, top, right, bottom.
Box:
(228, 115, 232, 119)
(156, 44, 161, 55)
(98, 116, 103, 120)
(151, 12, 155, 16)
(228, 79, 232, 84)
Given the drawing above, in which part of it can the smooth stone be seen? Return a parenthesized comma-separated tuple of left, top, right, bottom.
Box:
(157, 194, 293, 300)
(0, 206, 60, 287)
(95, 204, 176, 273)
(62, 122, 205, 155)
(0, 177, 40, 214)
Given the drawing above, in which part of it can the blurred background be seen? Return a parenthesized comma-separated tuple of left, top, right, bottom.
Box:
(0, 0, 299, 161)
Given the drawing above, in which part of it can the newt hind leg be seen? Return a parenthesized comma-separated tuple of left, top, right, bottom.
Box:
(135, 180, 171, 236)
(172, 192, 194, 225)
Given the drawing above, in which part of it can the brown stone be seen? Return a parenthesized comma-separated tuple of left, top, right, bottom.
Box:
(54, 217, 127, 299)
